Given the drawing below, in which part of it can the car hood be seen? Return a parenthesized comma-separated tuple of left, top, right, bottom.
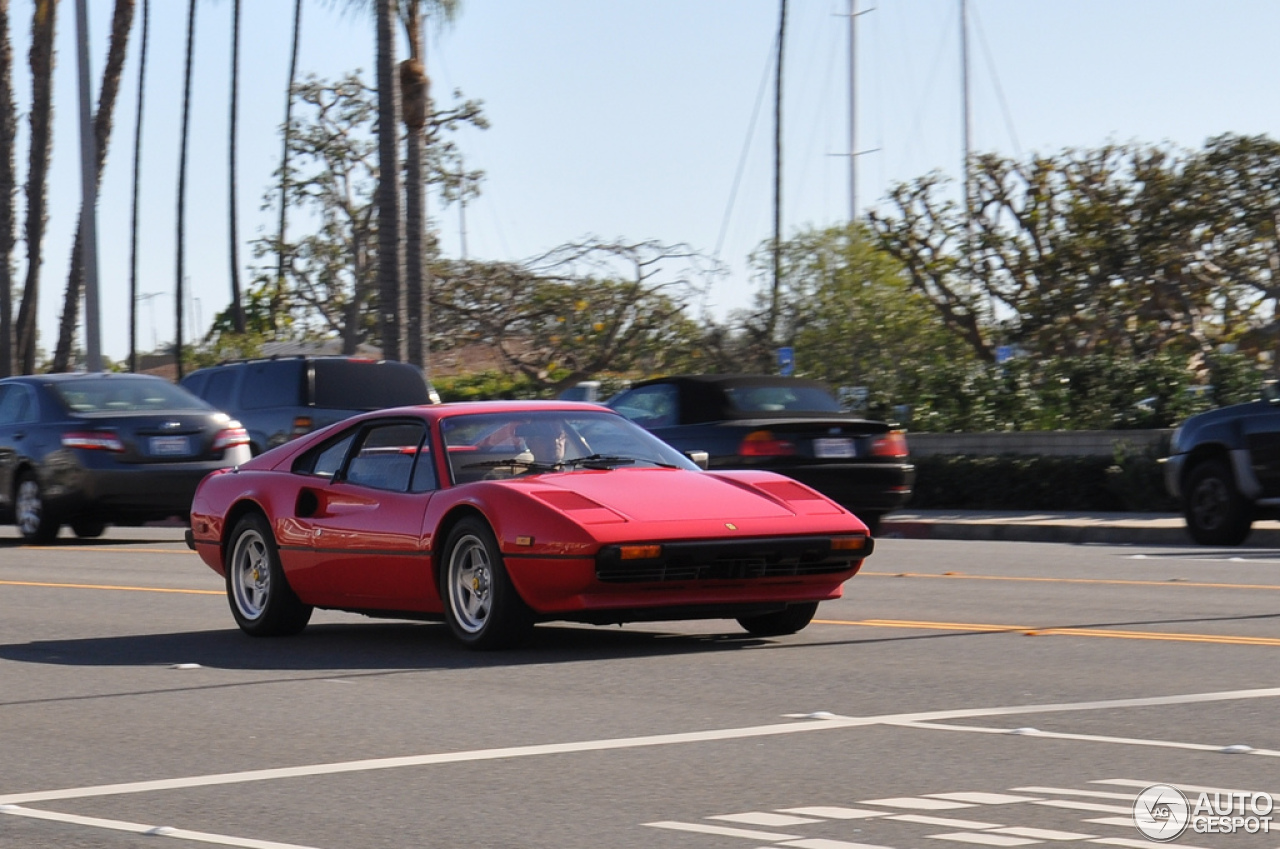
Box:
(514, 467, 835, 522)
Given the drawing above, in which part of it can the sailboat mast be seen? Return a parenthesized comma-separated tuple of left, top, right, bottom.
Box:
(960, 0, 971, 225)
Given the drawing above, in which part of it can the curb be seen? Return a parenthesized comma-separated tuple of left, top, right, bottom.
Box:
(879, 515, 1280, 547)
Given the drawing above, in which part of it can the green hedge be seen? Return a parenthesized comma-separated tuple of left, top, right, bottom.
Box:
(908, 450, 1178, 513)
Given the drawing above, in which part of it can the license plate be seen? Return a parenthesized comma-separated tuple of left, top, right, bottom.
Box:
(149, 436, 191, 456)
(813, 437, 856, 458)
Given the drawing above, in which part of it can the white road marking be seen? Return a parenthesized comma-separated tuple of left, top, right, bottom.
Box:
(1093, 777, 1280, 797)
(926, 793, 1041, 805)
(1011, 787, 1137, 801)
(897, 721, 1280, 758)
(3, 686, 1278, 808)
(925, 832, 1038, 846)
(1031, 800, 1133, 815)
(777, 807, 886, 820)
(991, 827, 1096, 840)
(1082, 818, 1137, 828)
(710, 812, 824, 827)
(0, 805, 321, 849)
(1089, 839, 1214, 849)
(776, 840, 898, 849)
(644, 820, 803, 840)
(888, 814, 1005, 829)
(860, 797, 975, 810)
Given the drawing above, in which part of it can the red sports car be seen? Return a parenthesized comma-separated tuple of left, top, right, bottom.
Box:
(187, 401, 874, 649)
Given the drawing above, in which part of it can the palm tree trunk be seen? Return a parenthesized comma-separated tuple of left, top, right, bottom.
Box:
(175, 0, 196, 379)
(274, 0, 302, 334)
(375, 0, 402, 361)
(226, 0, 244, 333)
(128, 0, 149, 373)
(52, 0, 135, 373)
(15, 0, 58, 374)
(401, 5, 427, 368)
(0, 0, 16, 377)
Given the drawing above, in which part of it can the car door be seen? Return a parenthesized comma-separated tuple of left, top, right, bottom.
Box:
(290, 419, 437, 609)
(0, 383, 39, 517)
(1243, 400, 1280, 496)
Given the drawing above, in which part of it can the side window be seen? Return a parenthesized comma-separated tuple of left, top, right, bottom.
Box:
(242, 361, 304, 410)
(203, 369, 239, 411)
(0, 385, 32, 426)
(293, 430, 357, 479)
(342, 421, 426, 493)
(612, 385, 678, 428)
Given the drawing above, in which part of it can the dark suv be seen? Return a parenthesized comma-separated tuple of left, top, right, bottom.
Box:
(181, 356, 439, 456)
(1165, 382, 1280, 545)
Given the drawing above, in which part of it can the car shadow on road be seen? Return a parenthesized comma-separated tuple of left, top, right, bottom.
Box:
(0, 619, 797, 679)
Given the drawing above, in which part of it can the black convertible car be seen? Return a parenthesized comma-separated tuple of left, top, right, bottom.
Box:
(607, 374, 914, 532)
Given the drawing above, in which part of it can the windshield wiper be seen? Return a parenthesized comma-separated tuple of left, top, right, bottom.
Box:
(461, 458, 561, 474)
(559, 454, 642, 470)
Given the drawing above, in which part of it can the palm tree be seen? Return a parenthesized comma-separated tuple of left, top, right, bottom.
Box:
(51, 0, 136, 373)
(375, 0, 402, 361)
(128, 0, 150, 373)
(274, 0, 303, 333)
(400, 0, 458, 370)
(15, 0, 58, 375)
(0, 0, 16, 377)
(226, 0, 244, 333)
(175, 0, 197, 379)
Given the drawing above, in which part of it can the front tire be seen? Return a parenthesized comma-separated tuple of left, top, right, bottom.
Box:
(16, 472, 59, 544)
(737, 602, 819, 637)
(226, 513, 312, 636)
(1184, 459, 1253, 546)
(441, 517, 532, 650)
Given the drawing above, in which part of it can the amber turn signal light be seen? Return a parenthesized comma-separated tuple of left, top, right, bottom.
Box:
(618, 544, 662, 560)
(830, 535, 868, 551)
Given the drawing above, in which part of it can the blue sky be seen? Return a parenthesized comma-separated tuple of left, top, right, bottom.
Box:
(14, 0, 1280, 363)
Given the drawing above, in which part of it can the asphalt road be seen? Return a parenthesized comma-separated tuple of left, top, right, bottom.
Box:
(1, 528, 1278, 849)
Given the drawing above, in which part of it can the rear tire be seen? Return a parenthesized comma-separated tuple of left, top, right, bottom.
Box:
(1184, 459, 1253, 546)
(70, 519, 107, 539)
(15, 472, 59, 544)
(225, 513, 312, 636)
(737, 602, 819, 637)
(441, 517, 533, 650)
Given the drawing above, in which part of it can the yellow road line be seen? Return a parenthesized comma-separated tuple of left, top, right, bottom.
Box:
(815, 617, 1280, 646)
(861, 571, 1280, 591)
(0, 579, 220, 595)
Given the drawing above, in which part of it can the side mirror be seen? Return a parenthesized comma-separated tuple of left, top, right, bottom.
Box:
(684, 450, 709, 470)
(1264, 381, 1280, 404)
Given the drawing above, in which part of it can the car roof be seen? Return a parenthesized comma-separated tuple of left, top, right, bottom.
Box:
(628, 374, 832, 389)
(2, 372, 169, 383)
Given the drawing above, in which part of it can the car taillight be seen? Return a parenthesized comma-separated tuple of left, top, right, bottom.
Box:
(62, 431, 125, 452)
(213, 426, 250, 451)
(870, 430, 909, 458)
(739, 430, 796, 457)
(290, 416, 314, 438)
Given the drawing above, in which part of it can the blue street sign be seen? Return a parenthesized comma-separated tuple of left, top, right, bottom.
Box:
(778, 346, 794, 376)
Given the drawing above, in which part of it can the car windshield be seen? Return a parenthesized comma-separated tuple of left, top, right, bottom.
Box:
(725, 383, 843, 413)
(51, 377, 211, 413)
(441, 409, 698, 483)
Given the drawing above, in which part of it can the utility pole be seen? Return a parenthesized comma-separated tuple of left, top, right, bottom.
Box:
(848, 0, 857, 220)
(74, 0, 100, 372)
(769, 0, 787, 352)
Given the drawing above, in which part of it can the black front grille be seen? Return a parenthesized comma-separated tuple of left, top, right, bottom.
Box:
(596, 535, 872, 583)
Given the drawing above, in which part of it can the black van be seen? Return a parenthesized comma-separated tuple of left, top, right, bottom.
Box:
(181, 356, 439, 456)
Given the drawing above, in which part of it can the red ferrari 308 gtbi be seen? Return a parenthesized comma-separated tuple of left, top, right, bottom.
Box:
(187, 401, 875, 649)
